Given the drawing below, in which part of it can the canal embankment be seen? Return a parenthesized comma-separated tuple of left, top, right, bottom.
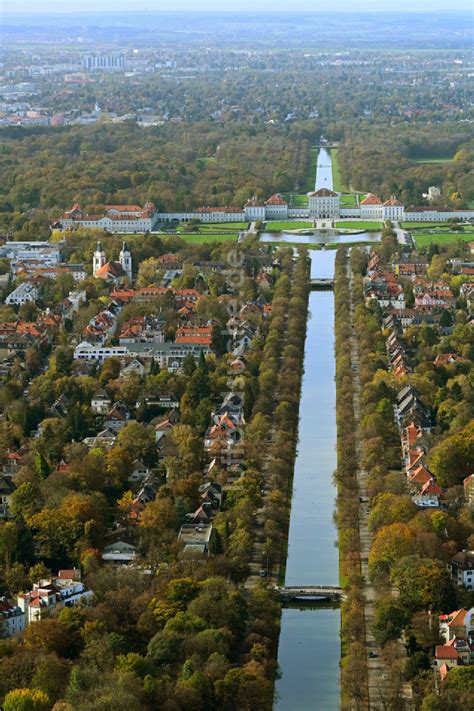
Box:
(333, 248, 370, 710)
(275, 248, 341, 711)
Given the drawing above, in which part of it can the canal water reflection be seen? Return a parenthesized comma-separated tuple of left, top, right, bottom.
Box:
(260, 231, 380, 246)
(315, 146, 334, 190)
(274, 248, 340, 710)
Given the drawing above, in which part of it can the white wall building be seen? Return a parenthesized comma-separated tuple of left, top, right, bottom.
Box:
(0, 242, 61, 267)
(17, 574, 93, 625)
(60, 203, 158, 234)
(308, 188, 340, 218)
(74, 342, 128, 362)
(450, 551, 474, 591)
(5, 282, 39, 305)
(244, 197, 266, 221)
(0, 600, 25, 637)
(382, 196, 405, 221)
(264, 194, 289, 220)
(360, 193, 383, 220)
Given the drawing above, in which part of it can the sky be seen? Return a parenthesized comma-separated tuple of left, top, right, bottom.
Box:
(2, 0, 472, 13)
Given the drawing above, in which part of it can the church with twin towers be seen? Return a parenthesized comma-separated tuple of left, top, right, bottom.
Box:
(93, 241, 133, 283)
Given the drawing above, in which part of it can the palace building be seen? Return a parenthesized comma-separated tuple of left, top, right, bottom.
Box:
(59, 203, 158, 233)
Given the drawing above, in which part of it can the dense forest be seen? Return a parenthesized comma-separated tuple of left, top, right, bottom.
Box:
(0, 123, 314, 236)
(337, 126, 474, 206)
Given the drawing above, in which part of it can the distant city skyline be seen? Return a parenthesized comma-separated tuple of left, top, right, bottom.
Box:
(2, 0, 472, 14)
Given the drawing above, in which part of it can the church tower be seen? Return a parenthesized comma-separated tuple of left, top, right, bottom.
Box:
(93, 242, 106, 276)
(119, 241, 132, 282)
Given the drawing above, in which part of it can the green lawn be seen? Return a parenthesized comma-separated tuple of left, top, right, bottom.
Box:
(339, 194, 359, 206)
(411, 157, 454, 164)
(331, 148, 349, 192)
(283, 193, 309, 207)
(401, 221, 451, 229)
(265, 221, 313, 231)
(302, 145, 318, 193)
(167, 233, 238, 244)
(402, 222, 474, 230)
(200, 222, 248, 230)
(177, 222, 248, 232)
(334, 221, 381, 231)
(414, 232, 474, 248)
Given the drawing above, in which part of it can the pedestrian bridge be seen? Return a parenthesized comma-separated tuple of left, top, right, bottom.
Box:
(310, 277, 334, 290)
(274, 585, 345, 601)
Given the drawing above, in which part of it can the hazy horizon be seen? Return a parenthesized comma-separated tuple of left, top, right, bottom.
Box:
(2, 1, 472, 15)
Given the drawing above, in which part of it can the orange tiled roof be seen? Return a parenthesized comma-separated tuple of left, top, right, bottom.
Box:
(360, 193, 382, 206)
(265, 193, 288, 205)
(383, 196, 403, 207)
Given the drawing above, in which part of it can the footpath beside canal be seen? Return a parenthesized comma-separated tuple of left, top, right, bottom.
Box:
(348, 258, 392, 709)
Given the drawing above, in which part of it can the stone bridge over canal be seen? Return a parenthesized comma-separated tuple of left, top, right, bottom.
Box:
(275, 585, 345, 602)
(310, 277, 334, 290)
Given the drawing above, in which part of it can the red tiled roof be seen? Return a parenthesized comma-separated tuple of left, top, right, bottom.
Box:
(440, 609, 466, 628)
(110, 289, 135, 303)
(105, 204, 143, 212)
(420, 478, 443, 496)
(361, 193, 382, 206)
(409, 465, 432, 485)
(95, 261, 126, 279)
(175, 325, 213, 346)
(434, 353, 462, 366)
(435, 645, 458, 660)
(265, 193, 288, 206)
(383, 196, 403, 207)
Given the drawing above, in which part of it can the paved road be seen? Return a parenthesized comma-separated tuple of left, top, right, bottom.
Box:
(394, 222, 413, 248)
(238, 221, 258, 242)
(348, 261, 413, 711)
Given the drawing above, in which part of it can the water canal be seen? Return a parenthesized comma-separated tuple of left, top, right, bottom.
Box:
(260, 230, 380, 246)
(274, 150, 340, 710)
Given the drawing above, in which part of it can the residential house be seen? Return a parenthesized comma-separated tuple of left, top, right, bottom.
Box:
(204, 414, 241, 452)
(185, 481, 223, 525)
(104, 402, 131, 432)
(439, 608, 474, 642)
(175, 324, 213, 346)
(396, 385, 431, 429)
(434, 645, 459, 669)
(91, 390, 112, 414)
(434, 353, 463, 367)
(128, 459, 151, 484)
(464, 474, 474, 510)
(450, 551, 474, 592)
(82, 428, 117, 450)
(101, 540, 138, 564)
(5, 282, 39, 305)
(118, 315, 165, 345)
(17, 573, 92, 625)
(120, 357, 147, 378)
(178, 523, 214, 556)
(412, 478, 444, 508)
(0, 599, 25, 637)
(49, 393, 71, 418)
(0, 476, 16, 519)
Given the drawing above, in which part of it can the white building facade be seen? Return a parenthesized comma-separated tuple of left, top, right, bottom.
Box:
(308, 188, 340, 218)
